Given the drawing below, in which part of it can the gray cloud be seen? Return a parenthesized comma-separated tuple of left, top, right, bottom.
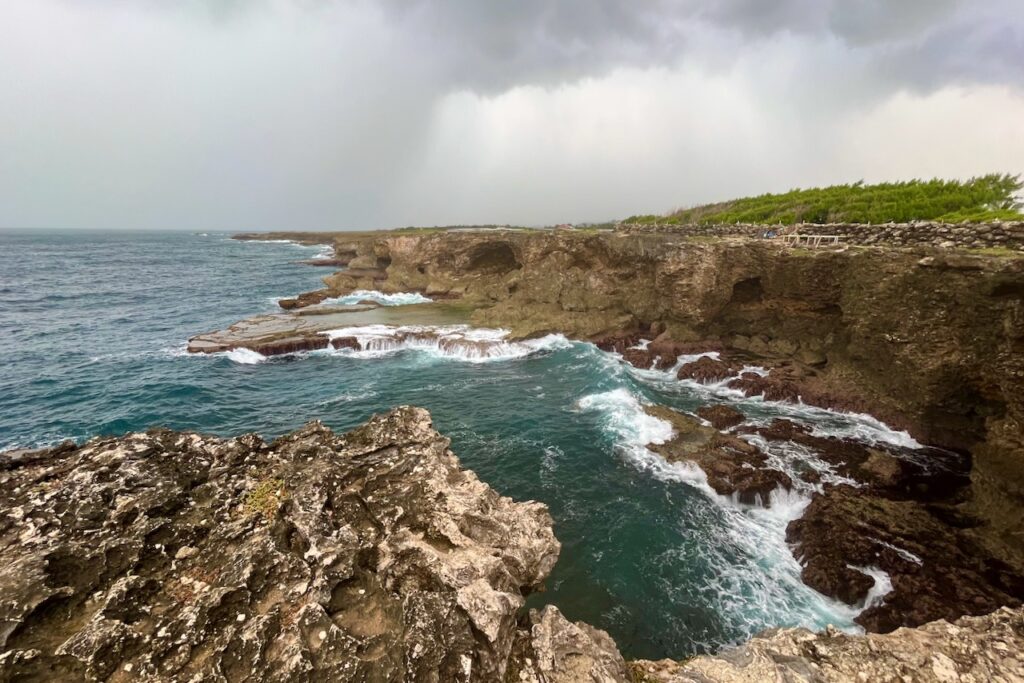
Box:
(0, 0, 1021, 230)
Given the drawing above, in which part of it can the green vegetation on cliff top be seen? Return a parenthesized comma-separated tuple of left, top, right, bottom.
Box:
(625, 174, 1023, 225)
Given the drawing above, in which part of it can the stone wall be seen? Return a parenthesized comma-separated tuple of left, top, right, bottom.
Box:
(619, 221, 1024, 250)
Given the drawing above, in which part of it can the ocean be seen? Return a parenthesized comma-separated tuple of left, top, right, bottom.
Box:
(0, 229, 922, 659)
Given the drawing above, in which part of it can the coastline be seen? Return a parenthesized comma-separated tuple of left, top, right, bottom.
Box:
(192, 229, 1024, 652)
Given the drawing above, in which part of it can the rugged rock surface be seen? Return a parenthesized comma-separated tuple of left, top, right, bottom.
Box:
(644, 406, 792, 505)
(508, 606, 633, 683)
(676, 356, 742, 384)
(0, 408, 581, 681)
(695, 405, 745, 431)
(186, 311, 349, 355)
(5, 406, 1024, 681)
(729, 417, 1024, 632)
(788, 485, 1023, 633)
(632, 606, 1024, 683)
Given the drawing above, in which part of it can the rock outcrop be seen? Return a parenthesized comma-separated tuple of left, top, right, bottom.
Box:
(633, 606, 1024, 683)
(643, 406, 792, 505)
(0, 408, 615, 681)
(3, 409, 1024, 681)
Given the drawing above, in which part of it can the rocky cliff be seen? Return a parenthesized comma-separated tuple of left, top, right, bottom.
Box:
(302, 230, 1024, 576)
(2, 411, 1022, 682)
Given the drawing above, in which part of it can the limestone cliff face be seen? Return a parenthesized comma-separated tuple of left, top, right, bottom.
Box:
(319, 231, 1024, 569)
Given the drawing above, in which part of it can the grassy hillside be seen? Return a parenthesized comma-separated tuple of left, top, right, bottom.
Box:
(625, 175, 1023, 225)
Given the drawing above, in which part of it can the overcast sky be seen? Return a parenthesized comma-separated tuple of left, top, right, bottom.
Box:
(2, 0, 1022, 230)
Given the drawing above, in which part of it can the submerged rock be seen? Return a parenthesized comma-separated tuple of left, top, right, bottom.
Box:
(0, 408, 563, 681)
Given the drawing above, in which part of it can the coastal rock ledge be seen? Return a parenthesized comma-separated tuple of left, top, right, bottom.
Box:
(1, 410, 1022, 682)
(0, 408, 622, 682)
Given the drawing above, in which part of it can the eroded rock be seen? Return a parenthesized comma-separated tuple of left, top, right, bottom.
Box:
(696, 405, 745, 430)
(0, 408, 560, 681)
(644, 406, 791, 505)
(676, 356, 741, 384)
(632, 606, 1024, 683)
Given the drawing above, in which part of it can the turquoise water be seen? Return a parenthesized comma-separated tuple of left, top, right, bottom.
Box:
(0, 230, 921, 659)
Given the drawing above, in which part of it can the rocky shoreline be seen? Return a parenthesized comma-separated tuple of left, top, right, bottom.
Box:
(221, 229, 1023, 541)
(2, 411, 1021, 681)
(170, 228, 1024, 677)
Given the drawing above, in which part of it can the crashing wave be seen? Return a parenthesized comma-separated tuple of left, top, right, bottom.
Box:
(225, 348, 267, 364)
(324, 325, 571, 363)
(614, 348, 923, 450)
(575, 387, 875, 636)
(324, 290, 433, 306)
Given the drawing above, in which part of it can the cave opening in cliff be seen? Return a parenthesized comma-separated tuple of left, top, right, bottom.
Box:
(730, 277, 764, 304)
(465, 242, 523, 274)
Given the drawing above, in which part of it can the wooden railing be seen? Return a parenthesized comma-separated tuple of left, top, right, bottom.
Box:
(780, 234, 841, 248)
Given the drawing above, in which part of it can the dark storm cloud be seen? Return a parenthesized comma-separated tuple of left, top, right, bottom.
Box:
(73, 0, 1021, 92)
(370, 0, 1022, 92)
(1, 0, 1021, 230)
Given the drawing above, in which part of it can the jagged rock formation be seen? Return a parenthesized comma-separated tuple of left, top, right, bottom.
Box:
(0, 408, 632, 682)
(643, 405, 793, 505)
(632, 606, 1024, 683)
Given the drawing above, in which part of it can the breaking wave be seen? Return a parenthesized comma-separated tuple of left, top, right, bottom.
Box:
(575, 387, 877, 640)
(224, 348, 266, 364)
(324, 290, 433, 306)
(324, 325, 571, 363)
(615, 350, 922, 450)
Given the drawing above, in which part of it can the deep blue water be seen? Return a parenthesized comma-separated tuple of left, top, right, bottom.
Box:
(0, 230, 920, 659)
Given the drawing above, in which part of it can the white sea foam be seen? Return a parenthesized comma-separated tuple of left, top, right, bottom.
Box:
(740, 433, 860, 491)
(225, 348, 266, 364)
(612, 347, 923, 450)
(324, 290, 433, 306)
(323, 325, 571, 363)
(873, 539, 923, 565)
(576, 387, 875, 636)
(847, 566, 893, 610)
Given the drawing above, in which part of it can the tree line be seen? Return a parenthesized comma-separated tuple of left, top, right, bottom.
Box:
(624, 175, 1023, 225)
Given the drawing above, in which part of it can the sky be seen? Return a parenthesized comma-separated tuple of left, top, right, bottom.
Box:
(1, 0, 1022, 230)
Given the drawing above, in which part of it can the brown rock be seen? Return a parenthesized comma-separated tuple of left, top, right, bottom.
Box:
(727, 371, 800, 402)
(278, 289, 332, 310)
(696, 405, 745, 430)
(677, 356, 740, 384)
(0, 408, 562, 682)
(786, 485, 1023, 633)
(644, 406, 791, 505)
(295, 258, 351, 267)
(330, 336, 361, 350)
(248, 335, 329, 355)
